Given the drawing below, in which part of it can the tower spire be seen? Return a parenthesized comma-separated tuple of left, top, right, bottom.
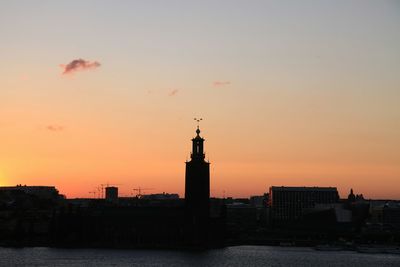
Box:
(191, 118, 205, 160)
(194, 118, 202, 136)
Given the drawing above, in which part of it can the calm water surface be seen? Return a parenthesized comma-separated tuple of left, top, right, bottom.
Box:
(0, 246, 399, 267)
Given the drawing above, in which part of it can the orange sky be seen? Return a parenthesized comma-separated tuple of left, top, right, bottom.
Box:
(1, 1, 399, 199)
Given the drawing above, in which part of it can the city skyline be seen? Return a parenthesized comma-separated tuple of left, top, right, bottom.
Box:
(1, 1, 399, 199)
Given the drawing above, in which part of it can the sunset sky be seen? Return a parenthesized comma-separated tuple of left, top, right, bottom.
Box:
(1, 1, 399, 199)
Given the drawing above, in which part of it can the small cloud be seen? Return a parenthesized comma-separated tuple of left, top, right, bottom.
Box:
(46, 125, 64, 132)
(60, 58, 101, 75)
(168, 89, 179, 96)
(213, 81, 231, 87)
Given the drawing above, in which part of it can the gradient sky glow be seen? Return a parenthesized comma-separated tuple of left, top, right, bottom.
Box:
(1, 1, 399, 199)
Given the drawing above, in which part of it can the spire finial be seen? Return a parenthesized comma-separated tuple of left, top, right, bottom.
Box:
(194, 118, 202, 135)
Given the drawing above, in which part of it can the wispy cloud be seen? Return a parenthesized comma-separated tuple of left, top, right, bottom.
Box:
(213, 81, 231, 87)
(168, 89, 179, 96)
(46, 125, 64, 132)
(60, 58, 101, 75)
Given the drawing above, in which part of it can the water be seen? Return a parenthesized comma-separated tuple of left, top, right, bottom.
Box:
(0, 246, 399, 267)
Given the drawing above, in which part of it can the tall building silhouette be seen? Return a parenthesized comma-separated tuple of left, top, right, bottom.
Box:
(185, 125, 210, 245)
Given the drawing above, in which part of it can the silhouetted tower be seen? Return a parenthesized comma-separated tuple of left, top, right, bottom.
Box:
(185, 119, 210, 246)
(105, 186, 118, 202)
(347, 188, 356, 203)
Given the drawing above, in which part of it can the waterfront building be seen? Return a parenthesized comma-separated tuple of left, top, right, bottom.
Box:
(185, 124, 210, 245)
(269, 186, 339, 222)
(140, 193, 179, 200)
(0, 185, 60, 200)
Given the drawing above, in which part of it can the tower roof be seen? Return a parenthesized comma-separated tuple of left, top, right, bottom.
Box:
(193, 118, 203, 139)
(193, 126, 204, 141)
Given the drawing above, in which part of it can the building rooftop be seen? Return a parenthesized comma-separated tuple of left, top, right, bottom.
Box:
(0, 185, 57, 190)
(270, 186, 338, 192)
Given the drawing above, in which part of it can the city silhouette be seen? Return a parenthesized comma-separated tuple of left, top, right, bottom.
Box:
(1, 1, 400, 265)
(0, 123, 399, 251)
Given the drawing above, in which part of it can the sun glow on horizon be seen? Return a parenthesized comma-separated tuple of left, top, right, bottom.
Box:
(0, 169, 8, 186)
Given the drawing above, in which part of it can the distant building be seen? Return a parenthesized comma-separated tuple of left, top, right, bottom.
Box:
(313, 203, 352, 223)
(0, 185, 61, 245)
(347, 188, 356, 202)
(226, 202, 258, 236)
(369, 200, 400, 230)
(250, 195, 267, 208)
(141, 193, 179, 200)
(0, 185, 59, 200)
(269, 186, 339, 223)
(105, 186, 118, 202)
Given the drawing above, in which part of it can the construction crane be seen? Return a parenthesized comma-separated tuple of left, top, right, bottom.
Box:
(132, 187, 154, 198)
(88, 191, 96, 199)
(97, 186, 102, 199)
